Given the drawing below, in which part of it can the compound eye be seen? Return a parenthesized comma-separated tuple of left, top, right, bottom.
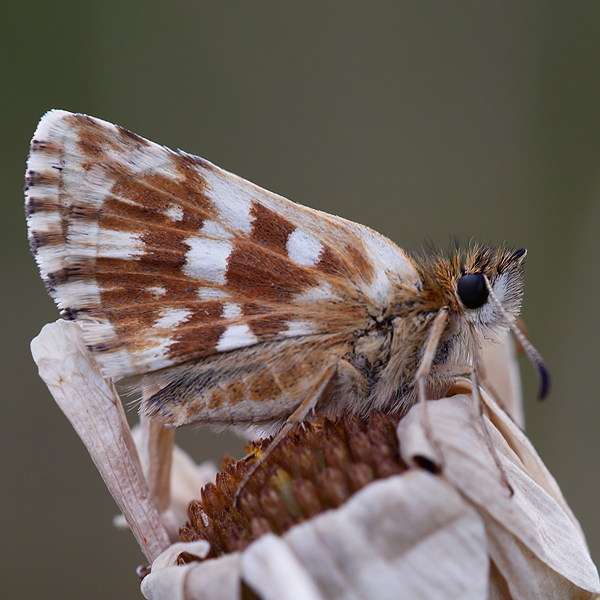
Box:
(457, 273, 489, 309)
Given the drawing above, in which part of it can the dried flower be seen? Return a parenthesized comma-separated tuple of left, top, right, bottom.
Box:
(177, 410, 405, 557)
(31, 322, 600, 599)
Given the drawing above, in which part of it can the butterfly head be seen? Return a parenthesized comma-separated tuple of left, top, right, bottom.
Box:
(413, 244, 526, 332)
(455, 245, 526, 334)
(412, 244, 549, 399)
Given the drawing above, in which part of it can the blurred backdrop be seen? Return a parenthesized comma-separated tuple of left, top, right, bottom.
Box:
(2, 2, 600, 598)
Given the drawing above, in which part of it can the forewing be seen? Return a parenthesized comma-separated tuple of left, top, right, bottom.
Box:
(26, 110, 419, 381)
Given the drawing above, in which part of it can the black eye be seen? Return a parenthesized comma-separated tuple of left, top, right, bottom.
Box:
(457, 273, 489, 309)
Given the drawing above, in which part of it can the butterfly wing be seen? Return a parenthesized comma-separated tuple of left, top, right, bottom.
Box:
(26, 110, 419, 385)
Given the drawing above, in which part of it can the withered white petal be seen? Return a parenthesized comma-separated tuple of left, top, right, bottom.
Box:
(30, 320, 171, 562)
(398, 393, 600, 597)
(481, 388, 581, 529)
(141, 550, 241, 600)
(484, 517, 599, 600)
(481, 329, 524, 427)
(242, 534, 325, 600)
(150, 540, 211, 569)
(243, 474, 489, 600)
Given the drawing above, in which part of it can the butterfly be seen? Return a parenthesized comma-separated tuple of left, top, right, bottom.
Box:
(25, 110, 549, 442)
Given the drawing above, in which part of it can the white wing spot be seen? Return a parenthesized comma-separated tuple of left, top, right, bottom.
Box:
(183, 237, 232, 284)
(166, 205, 184, 221)
(141, 337, 180, 373)
(216, 324, 258, 352)
(295, 281, 336, 302)
(149, 285, 167, 297)
(202, 220, 232, 239)
(203, 169, 254, 235)
(155, 308, 191, 329)
(352, 226, 418, 305)
(197, 287, 229, 301)
(286, 228, 323, 267)
(98, 230, 145, 259)
(56, 280, 102, 310)
(222, 302, 243, 319)
(281, 320, 315, 337)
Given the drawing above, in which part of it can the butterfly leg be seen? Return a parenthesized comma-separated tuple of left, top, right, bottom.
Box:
(414, 307, 449, 399)
(412, 308, 449, 470)
(137, 379, 182, 541)
(138, 412, 179, 541)
(432, 361, 514, 495)
(139, 413, 174, 512)
(233, 362, 338, 506)
(468, 367, 514, 496)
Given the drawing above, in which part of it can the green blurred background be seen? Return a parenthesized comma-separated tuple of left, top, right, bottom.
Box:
(2, 2, 600, 598)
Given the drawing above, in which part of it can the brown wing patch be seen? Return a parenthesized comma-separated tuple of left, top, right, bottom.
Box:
(248, 315, 288, 338)
(241, 302, 270, 316)
(316, 244, 350, 276)
(168, 324, 226, 360)
(346, 244, 375, 281)
(95, 253, 195, 332)
(102, 173, 214, 233)
(163, 301, 225, 360)
(227, 242, 318, 301)
(314, 241, 375, 286)
(67, 113, 147, 159)
(249, 201, 295, 253)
